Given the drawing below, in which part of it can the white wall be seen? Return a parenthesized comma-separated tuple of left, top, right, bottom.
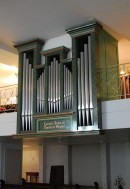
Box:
(22, 143, 40, 180)
(41, 34, 72, 64)
(0, 143, 2, 179)
(22, 148, 39, 180)
(72, 144, 101, 186)
(43, 141, 69, 184)
(102, 98, 130, 129)
(2, 142, 22, 181)
(0, 112, 17, 135)
(109, 142, 130, 189)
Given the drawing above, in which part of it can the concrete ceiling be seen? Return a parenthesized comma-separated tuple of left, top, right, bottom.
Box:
(0, 0, 130, 65)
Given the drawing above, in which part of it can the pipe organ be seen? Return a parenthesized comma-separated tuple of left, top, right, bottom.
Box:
(15, 21, 119, 137)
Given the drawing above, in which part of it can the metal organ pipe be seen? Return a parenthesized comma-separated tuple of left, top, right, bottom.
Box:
(22, 53, 26, 131)
(48, 65, 51, 113)
(22, 53, 33, 131)
(58, 63, 60, 111)
(88, 36, 93, 125)
(55, 60, 58, 113)
(64, 65, 66, 109)
(78, 58, 81, 126)
(84, 44, 90, 125)
(80, 52, 85, 126)
(48, 58, 60, 114)
(28, 64, 31, 130)
(63, 64, 73, 110)
(37, 79, 40, 112)
(31, 67, 33, 130)
(50, 61, 53, 113)
(53, 58, 56, 113)
(77, 35, 93, 127)
(37, 71, 45, 113)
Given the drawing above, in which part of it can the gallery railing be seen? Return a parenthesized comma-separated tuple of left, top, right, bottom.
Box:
(0, 84, 17, 113)
(0, 63, 129, 114)
(97, 62, 130, 101)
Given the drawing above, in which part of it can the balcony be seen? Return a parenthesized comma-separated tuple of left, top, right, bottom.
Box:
(0, 63, 130, 134)
(0, 63, 129, 113)
(0, 84, 17, 113)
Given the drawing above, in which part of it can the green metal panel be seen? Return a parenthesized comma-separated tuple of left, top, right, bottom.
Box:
(37, 116, 73, 132)
(99, 30, 119, 100)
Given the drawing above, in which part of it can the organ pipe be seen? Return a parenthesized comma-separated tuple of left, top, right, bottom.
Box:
(84, 44, 90, 125)
(37, 71, 45, 113)
(48, 58, 60, 114)
(88, 36, 93, 125)
(63, 64, 73, 110)
(77, 35, 94, 126)
(22, 53, 33, 131)
(78, 58, 81, 126)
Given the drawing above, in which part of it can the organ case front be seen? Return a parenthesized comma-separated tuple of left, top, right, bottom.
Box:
(15, 22, 119, 136)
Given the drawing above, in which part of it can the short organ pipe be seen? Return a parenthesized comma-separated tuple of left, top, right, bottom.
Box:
(37, 71, 45, 113)
(63, 64, 73, 110)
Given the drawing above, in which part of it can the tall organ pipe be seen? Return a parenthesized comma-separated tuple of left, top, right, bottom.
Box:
(30, 67, 33, 129)
(48, 58, 60, 114)
(22, 53, 26, 131)
(78, 58, 81, 126)
(41, 72, 44, 112)
(69, 70, 71, 109)
(84, 44, 90, 125)
(80, 52, 85, 126)
(66, 67, 68, 109)
(88, 36, 93, 124)
(58, 63, 60, 112)
(41, 73, 43, 112)
(51, 61, 53, 113)
(55, 60, 58, 113)
(39, 75, 42, 112)
(25, 59, 29, 130)
(48, 66, 51, 113)
(22, 53, 33, 131)
(37, 79, 40, 112)
(64, 65, 66, 109)
(28, 64, 32, 130)
(53, 58, 56, 113)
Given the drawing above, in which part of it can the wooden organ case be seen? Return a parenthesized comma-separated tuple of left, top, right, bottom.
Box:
(14, 22, 119, 137)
